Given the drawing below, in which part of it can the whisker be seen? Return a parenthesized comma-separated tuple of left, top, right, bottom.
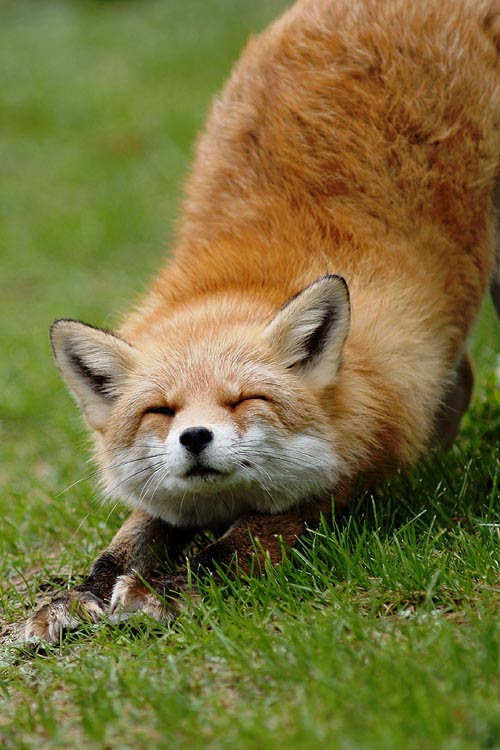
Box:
(121, 462, 169, 506)
(237, 448, 326, 469)
(103, 498, 124, 527)
(253, 475, 279, 509)
(72, 512, 92, 539)
(104, 461, 166, 500)
(193, 495, 200, 526)
(70, 490, 129, 542)
(99, 442, 168, 452)
(55, 453, 170, 498)
(238, 444, 325, 458)
(237, 456, 305, 472)
(236, 460, 278, 508)
(236, 456, 277, 489)
(143, 463, 175, 517)
(137, 461, 171, 507)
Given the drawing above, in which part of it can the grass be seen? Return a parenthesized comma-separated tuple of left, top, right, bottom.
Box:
(0, 1, 499, 748)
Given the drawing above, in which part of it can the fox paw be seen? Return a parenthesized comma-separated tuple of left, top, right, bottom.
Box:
(109, 573, 196, 623)
(22, 591, 105, 644)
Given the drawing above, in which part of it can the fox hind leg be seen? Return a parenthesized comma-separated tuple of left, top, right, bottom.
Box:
(490, 180, 500, 319)
(431, 353, 474, 451)
(491, 256, 500, 318)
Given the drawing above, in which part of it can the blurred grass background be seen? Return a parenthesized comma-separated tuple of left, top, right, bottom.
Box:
(0, 2, 499, 748)
(0, 0, 288, 541)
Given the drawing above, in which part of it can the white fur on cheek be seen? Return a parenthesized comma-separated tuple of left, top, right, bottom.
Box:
(233, 421, 343, 513)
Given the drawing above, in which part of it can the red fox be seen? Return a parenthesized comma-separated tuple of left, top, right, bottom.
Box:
(24, 0, 500, 641)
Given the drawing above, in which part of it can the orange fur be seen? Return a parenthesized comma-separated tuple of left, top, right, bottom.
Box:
(122, 0, 500, 481)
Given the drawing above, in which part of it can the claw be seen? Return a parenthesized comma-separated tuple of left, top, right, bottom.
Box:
(110, 574, 175, 623)
(22, 592, 105, 644)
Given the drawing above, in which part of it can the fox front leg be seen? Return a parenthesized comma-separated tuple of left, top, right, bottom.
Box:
(22, 510, 193, 643)
(109, 503, 333, 622)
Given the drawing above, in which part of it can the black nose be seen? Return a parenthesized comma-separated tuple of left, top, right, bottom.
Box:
(179, 426, 214, 454)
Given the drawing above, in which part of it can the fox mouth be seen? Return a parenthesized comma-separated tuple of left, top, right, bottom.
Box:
(183, 465, 226, 480)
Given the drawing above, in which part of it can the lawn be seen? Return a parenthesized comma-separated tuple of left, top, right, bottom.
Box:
(0, 1, 499, 748)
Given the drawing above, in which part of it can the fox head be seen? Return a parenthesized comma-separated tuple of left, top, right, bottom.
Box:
(50, 275, 351, 527)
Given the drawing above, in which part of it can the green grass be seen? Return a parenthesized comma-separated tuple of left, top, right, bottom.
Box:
(0, 1, 499, 748)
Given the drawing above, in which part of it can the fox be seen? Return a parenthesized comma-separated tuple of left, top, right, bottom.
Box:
(24, 0, 500, 642)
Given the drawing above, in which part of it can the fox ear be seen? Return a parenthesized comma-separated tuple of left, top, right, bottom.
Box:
(50, 319, 137, 431)
(263, 275, 350, 387)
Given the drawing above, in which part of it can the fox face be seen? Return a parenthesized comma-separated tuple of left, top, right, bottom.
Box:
(51, 275, 351, 527)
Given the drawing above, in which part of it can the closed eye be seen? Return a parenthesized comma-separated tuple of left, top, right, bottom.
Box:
(144, 405, 176, 417)
(229, 395, 270, 409)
